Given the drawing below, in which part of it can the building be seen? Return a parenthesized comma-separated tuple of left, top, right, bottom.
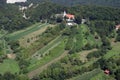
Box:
(116, 24, 120, 31)
(63, 11, 75, 20)
(104, 69, 110, 74)
(19, 6, 27, 11)
(63, 11, 76, 26)
(55, 11, 76, 26)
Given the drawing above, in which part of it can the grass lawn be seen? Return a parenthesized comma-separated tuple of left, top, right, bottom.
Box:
(7, 23, 48, 41)
(90, 72, 114, 80)
(69, 69, 101, 80)
(104, 42, 120, 59)
(27, 40, 66, 71)
(35, 36, 64, 55)
(0, 59, 20, 74)
(80, 24, 89, 33)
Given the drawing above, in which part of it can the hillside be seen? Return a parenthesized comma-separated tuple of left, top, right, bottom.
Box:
(0, 1, 120, 80)
(27, 0, 120, 7)
(0, 4, 32, 32)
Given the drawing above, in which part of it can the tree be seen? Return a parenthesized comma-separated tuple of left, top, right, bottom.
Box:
(116, 29, 120, 41)
(0, 0, 6, 4)
(115, 68, 120, 80)
(3, 72, 15, 80)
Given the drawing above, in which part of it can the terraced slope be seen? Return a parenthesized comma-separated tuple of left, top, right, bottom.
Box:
(28, 51, 69, 79)
(7, 23, 49, 41)
(31, 36, 64, 59)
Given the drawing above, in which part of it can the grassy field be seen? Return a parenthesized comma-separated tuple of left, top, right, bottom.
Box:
(7, 23, 48, 41)
(80, 24, 102, 47)
(69, 69, 101, 80)
(31, 36, 64, 58)
(80, 24, 89, 33)
(71, 70, 112, 80)
(0, 39, 3, 55)
(74, 24, 88, 49)
(77, 49, 97, 62)
(90, 72, 114, 80)
(104, 42, 120, 59)
(0, 59, 20, 74)
(27, 39, 66, 71)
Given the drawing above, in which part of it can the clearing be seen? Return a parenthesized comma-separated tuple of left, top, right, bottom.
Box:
(0, 59, 20, 75)
(77, 49, 97, 62)
(69, 68, 113, 80)
(7, 23, 49, 41)
(104, 41, 120, 59)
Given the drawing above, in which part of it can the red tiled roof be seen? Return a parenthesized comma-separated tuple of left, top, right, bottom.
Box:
(104, 69, 110, 74)
(116, 24, 120, 28)
(115, 24, 120, 30)
(65, 14, 75, 19)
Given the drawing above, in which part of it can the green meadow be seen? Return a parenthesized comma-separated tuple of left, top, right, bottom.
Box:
(0, 59, 20, 74)
(7, 23, 48, 41)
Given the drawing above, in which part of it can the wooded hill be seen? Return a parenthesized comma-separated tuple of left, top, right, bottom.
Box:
(0, 2, 120, 32)
(0, 4, 32, 32)
(27, 0, 120, 7)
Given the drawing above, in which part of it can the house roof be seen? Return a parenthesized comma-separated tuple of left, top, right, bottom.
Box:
(104, 69, 110, 74)
(65, 14, 75, 19)
(116, 24, 120, 28)
(115, 24, 120, 30)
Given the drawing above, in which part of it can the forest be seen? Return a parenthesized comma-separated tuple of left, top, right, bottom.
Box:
(27, 0, 120, 7)
(1, 1, 120, 32)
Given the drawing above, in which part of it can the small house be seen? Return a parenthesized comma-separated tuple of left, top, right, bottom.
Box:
(115, 24, 120, 31)
(104, 69, 110, 74)
(63, 11, 76, 26)
(65, 14, 75, 20)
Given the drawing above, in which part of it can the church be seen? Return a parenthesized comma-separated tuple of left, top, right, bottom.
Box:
(63, 11, 76, 26)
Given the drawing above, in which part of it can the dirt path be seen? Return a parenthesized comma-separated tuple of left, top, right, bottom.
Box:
(27, 50, 69, 79)
(78, 49, 97, 62)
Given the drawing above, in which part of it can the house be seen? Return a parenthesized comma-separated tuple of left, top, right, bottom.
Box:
(115, 24, 120, 31)
(29, 3, 33, 8)
(65, 14, 75, 20)
(19, 6, 27, 11)
(104, 69, 110, 74)
(63, 11, 75, 20)
(55, 11, 76, 26)
(63, 11, 76, 26)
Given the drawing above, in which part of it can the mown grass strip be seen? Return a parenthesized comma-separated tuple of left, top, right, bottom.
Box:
(90, 72, 113, 80)
(35, 36, 64, 55)
(70, 69, 101, 80)
(104, 42, 120, 59)
(27, 40, 65, 71)
(7, 23, 41, 39)
(8, 23, 48, 41)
